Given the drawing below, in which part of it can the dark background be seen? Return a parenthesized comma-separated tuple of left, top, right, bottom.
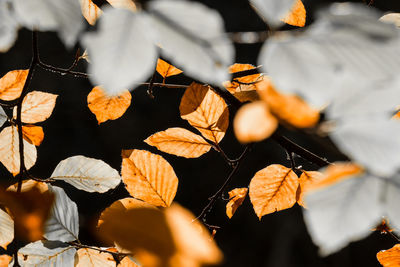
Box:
(1, 0, 400, 266)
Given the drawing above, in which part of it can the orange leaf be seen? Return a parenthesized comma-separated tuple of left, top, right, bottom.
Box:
(180, 82, 229, 144)
(145, 127, 212, 158)
(0, 255, 12, 266)
(296, 171, 324, 207)
(233, 101, 278, 143)
(156, 59, 183, 78)
(118, 256, 140, 267)
(106, 0, 137, 11)
(87, 86, 131, 124)
(75, 248, 116, 267)
(377, 244, 400, 267)
(79, 0, 103, 25)
(0, 70, 28, 101)
(226, 188, 248, 219)
(249, 164, 299, 219)
(22, 125, 44, 146)
(14, 91, 58, 124)
(121, 149, 179, 207)
(281, 0, 306, 27)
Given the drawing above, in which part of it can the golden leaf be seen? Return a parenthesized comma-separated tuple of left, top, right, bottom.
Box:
(281, 0, 306, 27)
(87, 86, 131, 124)
(249, 164, 299, 219)
(377, 244, 400, 267)
(179, 82, 229, 144)
(144, 127, 212, 158)
(13, 91, 58, 124)
(107, 0, 136, 11)
(22, 125, 44, 146)
(122, 150, 178, 207)
(156, 59, 183, 79)
(79, 0, 103, 25)
(226, 188, 248, 219)
(118, 256, 140, 267)
(0, 70, 28, 101)
(0, 255, 12, 266)
(233, 101, 278, 143)
(0, 209, 13, 250)
(75, 248, 116, 267)
(296, 171, 324, 207)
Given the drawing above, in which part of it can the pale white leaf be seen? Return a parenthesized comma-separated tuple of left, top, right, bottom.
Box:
(81, 8, 157, 95)
(18, 240, 76, 267)
(249, 0, 296, 27)
(384, 176, 400, 232)
(0, 106, 7, 127)
(0, 0, 19, 52)
(44, 185, 79, 242)
(380, 13, 400, 28)
(147, 0, 234, 85)
(0, 208, 13, 249)
(51, 155, 121, 193)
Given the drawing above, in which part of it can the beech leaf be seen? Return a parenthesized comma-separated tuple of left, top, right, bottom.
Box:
(14, 91, 58, 124)
(0, 255, 12, 266)
(0, 0, 18, 53)
(75, 248, 116, 267)
(156, 59, 183, 78)
(226, 188, 248, 219)
(0, 209, 13, 250)
(79, 0, 103, 25)
(0, 69, 28, 101)
(380, 13, 400, 28)
(22, 125, 44, 146)
(106, 0, 136, 11)
(250, 0, 296, 27)
(377, 244, 400, 267)
(281, 0, 306, 27)
(296, 171, 324, 207)
(0, 106, 6, 128)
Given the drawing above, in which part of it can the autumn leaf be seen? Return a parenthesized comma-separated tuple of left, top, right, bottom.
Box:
(119, 256, 140, 267)
(79, 0, 103, 25)
(0, 126, 37, 175)
(13, 91, 58, 123)
(233, 101, 278, 143)
(156, 59, 183, 79)
(281, 0, 306, 27)
(0, 69, 28, 101)
(107, 0, 137, 11)
(122, 149, 179, 207)
(0, 255, 12, 266)
(22, 125, 44, 146)
(296, 171, 324, 207)
(226, 188, 248, 219)
(377, 244, 400, 266)
(75, 248, 116, 267)
(249, 164, 299, 219)
(145, 127, 212, 158)
(380, 13, 400, 28)
(87, 86, 132, 124)
(0, 209, 13, 250)
(180, 82, 229, 144)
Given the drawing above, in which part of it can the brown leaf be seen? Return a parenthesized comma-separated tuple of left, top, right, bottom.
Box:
(145, 127, 212, 158)
(156, 59, 183, 79)
(233, 101, 278, 143)
(79, 0, 103, 25)
(0, 70, 28, 101)
(75, 248, 116, 267)
(377, 244, 400, 267)
(226, 188, 248, 219)
(179, 82, 229, 144)
(13, 91, 58, 123)
(281, 0, 306, 27)
(296, 171, 324, 207)
(122, 150, 179, 207)
(249, 164, 299, 219)
(22, 125, 44, 146)
(87, 86, 131, 124)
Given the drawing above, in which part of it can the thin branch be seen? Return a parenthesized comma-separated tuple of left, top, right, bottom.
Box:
(37, 62, 89, 78)
(67, 241, 129, 260)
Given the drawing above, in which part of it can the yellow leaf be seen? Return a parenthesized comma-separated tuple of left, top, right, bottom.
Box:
(87, 86, 131, 124)
(144, 127, 212, 158)
(107, 0, 137, 11)
(249, 164, 299, 219)
(296, 171, 324, 207)
(226, 188, 248, 219)
(75, 248, 116, 267)
(13, 91, 58, 124)
(0, 255, 12, 266)
(22, 125, 44, 146)
(0, 209, 13, 250)
(233, 101, 278, 143)
(0, 70, 28, 101)
(121, 150, 179, 207)
(281, 0, 306, 27)
(179, 82, 229, 144)
(79, 0, 103, 25)
(0, 126, 37, 175)
(156, 59, 183, 78)
(377, 244, 400, 267)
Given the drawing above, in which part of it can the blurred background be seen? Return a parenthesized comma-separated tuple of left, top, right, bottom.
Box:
(1, 0, 400, 266)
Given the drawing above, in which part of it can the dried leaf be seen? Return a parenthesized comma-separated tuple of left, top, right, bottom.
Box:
(14, 91, 58, 123)
(0, 208, 13, 249)
(180, 82, 229, 143)
(156, 59, 183, 78)
(233, 101, 278, 143)
(87, 86, 131, 124)
(75, 248, 116, 267)
(145, 127, 212, 158)
(281, 0, 306, 27)
(249, 164, 299, 219)
(0, 255, 12, 266)
(22, 125, 44, 146)
(296, 171, 324, 207)
(79, 0, 103, 25)
(380, 13, 400, 28)
(122, 149, 178, 207)
(226, 188, 248, 219)
(377, 244, 400, 267)
(0, 69, 28, 101)
(0, 126, 37, 175)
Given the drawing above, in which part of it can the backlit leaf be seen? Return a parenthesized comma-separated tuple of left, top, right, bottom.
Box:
(0, 209, 13, 249)
(249, 164, 299, 219)
(179, 82, 229, 143)
(79, 0, 102, 25)
(121, 149, 178, 207)
(106, 0, 136, 11)
(145, 127, 212, 158)
(118, 256, 140, 267)
(0, 0, 18, 53)
(380, 13, 400, 28)
(75, 248, 116, 267)
(0, 69, 28, 101)
(0, 126, 37, 175)
(233, 101, 278, 143)
(22, 125, 44, 146)
(250, 0, 296, 27)
(296, 171, 323, 207)
(51, 155, 121, 193)
(281, 0, 306, 27)
(377, 244, 400, 267)
(0, 255, 11, 266)
(87, 86, 132, 124)
(226, 188, 248, 219)
(14, 91, 58, 124)
(156, 59, 183, 79)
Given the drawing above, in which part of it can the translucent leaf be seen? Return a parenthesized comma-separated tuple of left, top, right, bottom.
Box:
(51, 155, 121, 193)
(380, 13, 400, 28)
(121, 149, 178, 207)
(13, 0, 84, 47)
(81, 8, 157, 95)
(226, 188, 248, 219)
(0, 255, 12, 266)
(377, 244, 400, 267)
(0, 106, 7, 128)
(147, 0, 234, 85)
(44, 185, 79, 242)
(0, 0, 18, 52)
(145, 127, 212, 158)
(79, 0, 102, 25)
(0, 209, 13, 249)
(0, 69, 28, 101)
(296, 171, 323, 207)
(250, 0, 296, 27)
(106, 0, 136, 11)
(156, 59, 183, 78)
(281, 0, 306, 27)
(249, 164, 298, 219)
(75, 248, 116, 267)
(118, 256, 140, 267)
(18, 240, 76, 267)
(22, 125, 44, 146)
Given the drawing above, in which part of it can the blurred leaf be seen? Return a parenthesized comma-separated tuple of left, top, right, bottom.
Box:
(0, 0, 18, 53)
(0, 254, 12, 266)
(79, 0, 102, 25)
(281, 0, 306, 27)
(226, 188, 248, 219)
(0, 107, 7, 129)
(250, 0, 296, 27)
(380, 13, 400, 28)
(75, 248, 116, 267)
(0, 69, 28, 101)
(377, 244, 400, 267)
(296, 171, 323, 207)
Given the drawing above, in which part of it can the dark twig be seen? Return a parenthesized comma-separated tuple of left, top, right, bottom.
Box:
(67, 241, 129, 261)
(37, 62, 89, 78)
